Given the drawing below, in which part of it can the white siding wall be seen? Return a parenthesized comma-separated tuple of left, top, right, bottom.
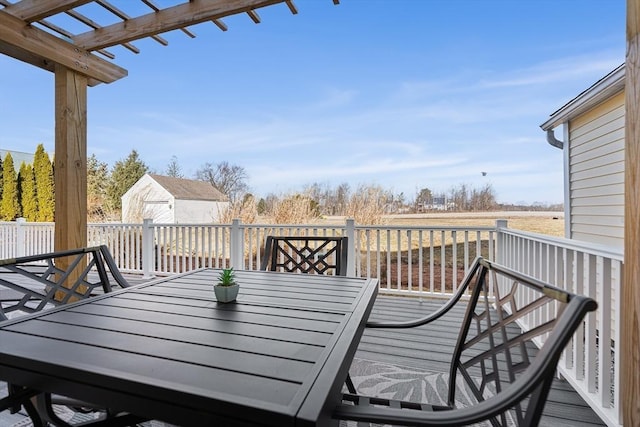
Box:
(122, 175, 175, 223)
(568, 91, 625, 249)
(173, 200, 229, 223)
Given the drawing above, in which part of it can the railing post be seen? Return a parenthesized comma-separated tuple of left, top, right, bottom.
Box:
(142, 219, 155, 279)
(345, 218, 356, 277)
(230, 219, 244, 270)
(16, 218, 26, 257)
(495, 219, 508, 265)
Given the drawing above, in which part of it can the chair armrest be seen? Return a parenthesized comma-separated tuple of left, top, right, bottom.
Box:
(98, 245, 131, 288)
(366, 258, 482, 329)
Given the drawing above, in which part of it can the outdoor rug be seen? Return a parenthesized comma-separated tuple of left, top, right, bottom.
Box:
(340, 357, 515, 427)
(1, 358, 514, 427)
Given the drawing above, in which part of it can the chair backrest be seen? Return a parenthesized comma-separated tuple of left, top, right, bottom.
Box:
(260, 236, 348, 276)
(447, 257, 597, 426)
(0, 245, 130, 321)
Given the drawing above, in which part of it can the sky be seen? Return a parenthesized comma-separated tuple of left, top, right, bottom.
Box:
(0, 0, 626, 205)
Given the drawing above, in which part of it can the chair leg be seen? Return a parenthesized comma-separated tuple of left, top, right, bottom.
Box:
(1, 385, 45, 427)
(345, 373, 356, 394)
(35, 393, 73, 427)
(23, 397, 46, 427)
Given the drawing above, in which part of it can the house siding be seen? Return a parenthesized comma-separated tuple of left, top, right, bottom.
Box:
(568, 91, 624, 249)
(122, 175, 175, 223)
(173, 199, 227, 223)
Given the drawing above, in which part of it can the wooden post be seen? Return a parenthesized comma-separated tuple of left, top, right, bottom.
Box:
(623, 0, 640, 424)
(54, 65, 88, 252)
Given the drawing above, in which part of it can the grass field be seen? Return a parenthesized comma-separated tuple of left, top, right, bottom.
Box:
(384, 211, 565, 237)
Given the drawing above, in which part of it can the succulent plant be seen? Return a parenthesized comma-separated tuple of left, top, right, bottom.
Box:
(217, 268, 236, 287)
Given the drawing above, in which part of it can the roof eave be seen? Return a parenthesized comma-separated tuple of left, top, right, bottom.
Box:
(540, 63, 626, 131)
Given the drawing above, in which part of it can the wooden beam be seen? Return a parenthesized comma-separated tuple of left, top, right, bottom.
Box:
(54, 65, 88, 253)
(623, 0, 640, 425)
(246, 9, 260, 24)
(0, 10, 127, 84)
(285, 1, 298, 15)
(2, 0, 92, 22)
(73, 0, 287, 51)
(96, 0, 169, 47)
(141, 0, 197, 38)
(212, 19, 228, 31)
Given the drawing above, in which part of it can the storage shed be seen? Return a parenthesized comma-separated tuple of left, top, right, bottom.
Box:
(121, 174, 229, 224)
(540, 64, 625, 250)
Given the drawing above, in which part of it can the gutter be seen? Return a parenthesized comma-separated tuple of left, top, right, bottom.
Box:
(540, 63, 625, 132)
(546, 129, 564, 149)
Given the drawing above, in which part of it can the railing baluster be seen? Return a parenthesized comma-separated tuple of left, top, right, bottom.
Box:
(407, 230, 412, 292)
(599, 257, 612, 408)
(452, 230, 457, 290)
(585, 254, 598, 393)
(440, 230, 446, 293)
(429, 230, 435, 294)
(418, 230, 423, 295)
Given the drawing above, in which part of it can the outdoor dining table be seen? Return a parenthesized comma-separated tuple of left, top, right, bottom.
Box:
(0, 268, 378, 426)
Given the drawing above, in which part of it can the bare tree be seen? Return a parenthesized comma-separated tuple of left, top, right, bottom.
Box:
(269, 193, 320, 224)
(333, 182, 350, 215)
(219, 193, 257, 224)
(195, 161, 249, 203)
(345, 184, 389, 225)
(165, 155, 183, 178)
(414, 187, 433, 212)
(447, 183, 497, 211)
(470, 183, 497, 211)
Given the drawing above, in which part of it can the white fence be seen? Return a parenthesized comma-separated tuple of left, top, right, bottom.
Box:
(0, 217, 623, 426)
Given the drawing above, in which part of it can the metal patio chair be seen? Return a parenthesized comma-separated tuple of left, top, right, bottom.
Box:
(0, 245, 131, 321)
(260, 235, 348, 276)
(333, 257, 598, 426)
(0, 245, 145, 426)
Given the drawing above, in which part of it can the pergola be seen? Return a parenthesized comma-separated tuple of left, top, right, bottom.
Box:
(1, 1, 639, 424)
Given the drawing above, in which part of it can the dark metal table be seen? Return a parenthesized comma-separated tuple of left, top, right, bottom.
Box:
(0, 269, 378, 426)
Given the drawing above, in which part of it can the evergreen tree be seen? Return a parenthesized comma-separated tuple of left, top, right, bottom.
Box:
(106, 150, 149, 211)
(87, 154, 110, 220)
(33, 144, 55, 221)
(19, 162, 38, 221)
(1, 153, 20, 220)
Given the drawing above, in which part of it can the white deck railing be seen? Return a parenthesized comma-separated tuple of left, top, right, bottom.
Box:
(496, 226, 622, 427)
(0, 217, 623, 426)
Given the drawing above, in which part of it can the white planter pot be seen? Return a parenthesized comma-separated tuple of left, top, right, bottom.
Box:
(214, 283, 239, 303)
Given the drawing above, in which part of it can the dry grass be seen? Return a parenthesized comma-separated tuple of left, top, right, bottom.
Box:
(386, 214, 564, 237)
(317, 212, 565, 238)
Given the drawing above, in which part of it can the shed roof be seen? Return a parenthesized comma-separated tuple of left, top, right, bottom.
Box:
(149, 174, 227, 202)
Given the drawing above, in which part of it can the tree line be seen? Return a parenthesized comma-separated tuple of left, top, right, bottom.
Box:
(0, 144, 559, 224)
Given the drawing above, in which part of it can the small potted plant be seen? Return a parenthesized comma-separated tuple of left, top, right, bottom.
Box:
(214, 268, 239, 303)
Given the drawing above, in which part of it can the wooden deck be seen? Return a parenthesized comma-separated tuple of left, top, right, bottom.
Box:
(358, 294, 605, 427)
